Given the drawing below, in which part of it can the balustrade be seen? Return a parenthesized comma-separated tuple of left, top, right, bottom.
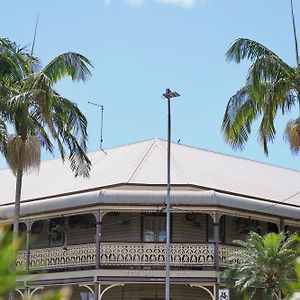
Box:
(219, 244, 244, 267)
(16, 242, 241, 271)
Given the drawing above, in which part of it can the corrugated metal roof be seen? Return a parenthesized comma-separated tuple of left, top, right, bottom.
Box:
(1, 190, 299, 220)
(0, 138, 299, 207)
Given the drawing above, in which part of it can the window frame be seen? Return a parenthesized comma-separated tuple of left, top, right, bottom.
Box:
(141, 213, 171, 242)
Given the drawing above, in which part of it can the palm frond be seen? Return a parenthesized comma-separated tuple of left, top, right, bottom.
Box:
(0, 38, 30, 81)
(226, 38, 279, 63)
(246, 53, 293, 88)
(221, 86, 259, 150)
(43, 52, 93, 84)
(66, 135, 91, 178)
(52, 94, 88, 148)
(49, 93, 90, 177)
(5, 134, 41, 175)
(48, 115, 90, 177)
(29, 109, 54, 153)
(284, 118, 300, 154)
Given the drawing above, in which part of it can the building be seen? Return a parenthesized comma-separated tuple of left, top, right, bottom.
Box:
(0, 138, 299, 300)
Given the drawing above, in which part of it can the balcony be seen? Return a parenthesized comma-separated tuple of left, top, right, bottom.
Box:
(16, 242, 241, 272)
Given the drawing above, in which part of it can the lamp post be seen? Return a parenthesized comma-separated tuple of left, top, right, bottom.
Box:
(162, 88, 180, 300)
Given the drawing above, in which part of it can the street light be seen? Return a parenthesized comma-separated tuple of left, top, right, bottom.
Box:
(162, 88, 180, 300)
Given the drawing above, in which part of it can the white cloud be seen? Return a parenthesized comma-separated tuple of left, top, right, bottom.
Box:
(156, 0, 197, 8)
(126, 0, 145, 6)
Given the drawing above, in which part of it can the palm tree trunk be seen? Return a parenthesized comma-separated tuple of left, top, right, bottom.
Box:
(13, 166, 23, 242)
(9, 166, 23, 300)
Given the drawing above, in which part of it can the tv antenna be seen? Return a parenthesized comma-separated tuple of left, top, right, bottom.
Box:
(31, 14, 39, 57)
(88, 102, 104, 150)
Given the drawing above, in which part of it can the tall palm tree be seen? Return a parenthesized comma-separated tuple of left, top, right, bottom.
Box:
(223, 232, 298, 300)
(284, 0, 300, 154)
(222, 1, 300, 155)
(0, 38, 93, 244)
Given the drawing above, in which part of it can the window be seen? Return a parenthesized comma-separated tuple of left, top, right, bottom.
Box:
(143, 215, 166, 242)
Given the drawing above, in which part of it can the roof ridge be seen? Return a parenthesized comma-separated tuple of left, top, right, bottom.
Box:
(126, 139, 157, 183)
(1, 137, 298, 174)
(157, 140, 189, 183)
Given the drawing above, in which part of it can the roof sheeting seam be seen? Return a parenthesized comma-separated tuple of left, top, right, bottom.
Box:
(126, 139, 156, 183)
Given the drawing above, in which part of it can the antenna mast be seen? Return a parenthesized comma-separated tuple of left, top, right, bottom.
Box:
(291, 0, 299, 66)
(31, 14, 39, 57)
(88, 102, 104, 150)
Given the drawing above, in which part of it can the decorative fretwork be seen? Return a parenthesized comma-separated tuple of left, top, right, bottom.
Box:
(27, 244, 96, 271)
(219, 244, 243, 267)
(17, 243, 242, 271)
(16, 250, 26, 270)
(100, 243, 215, 267)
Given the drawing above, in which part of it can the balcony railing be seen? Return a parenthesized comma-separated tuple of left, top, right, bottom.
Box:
(16, 242, 240, 271)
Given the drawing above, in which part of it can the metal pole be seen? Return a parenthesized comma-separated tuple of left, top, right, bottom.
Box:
(100, 106, 104, 150)
(213, 212, 220, 300)
(95, 210, 101, 269)
(165, 96, 171, 300)
(213, 212, 220, 271)
(87, 102, 104, 150)
(26, 220, 31, 274)
(290, 0, 299, 67)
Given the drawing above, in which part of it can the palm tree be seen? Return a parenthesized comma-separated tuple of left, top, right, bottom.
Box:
(284, 0, 300, 154)
(223, 231, 298, 300)
(0, 38, 93, 244)
(0, 38, 30, 153)
(222, 0, 300, 155)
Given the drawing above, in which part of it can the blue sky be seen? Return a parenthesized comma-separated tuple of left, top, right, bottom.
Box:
(0, 0, 300, 171)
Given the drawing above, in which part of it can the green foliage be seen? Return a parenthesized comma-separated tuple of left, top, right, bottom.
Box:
(290, 244, 300, 299)
(223, 231, 298, 299)
(0, 37, 93, 177)
(222, 38, 300, 155)
(0, 226, 71, 300)
(0, 227, 20, 298)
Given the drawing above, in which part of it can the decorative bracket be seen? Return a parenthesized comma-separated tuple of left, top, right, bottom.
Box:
(99, 283, 125, 300)
(189, 284, 214, 300)
(79, 284, 94, 294)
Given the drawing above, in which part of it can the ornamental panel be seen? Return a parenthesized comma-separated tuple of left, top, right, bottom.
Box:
(100, 243, 215, 267)
(219, 244, 243, 267)
(17, 243, 242, 271)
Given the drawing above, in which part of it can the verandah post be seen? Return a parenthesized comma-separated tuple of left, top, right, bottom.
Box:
(95, 209, 102, 300)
